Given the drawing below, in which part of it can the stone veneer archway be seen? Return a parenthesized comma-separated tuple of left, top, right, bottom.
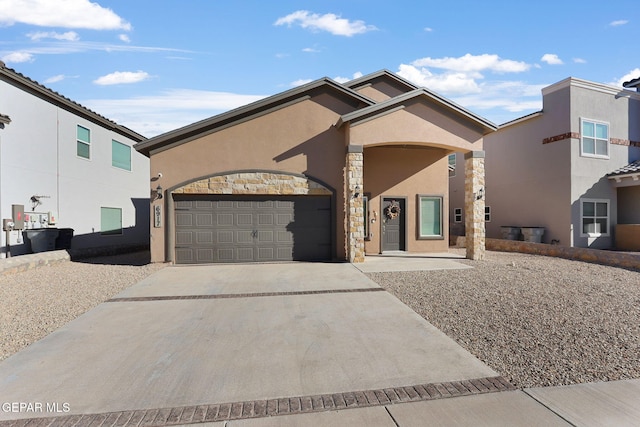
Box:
(171, 171, 333, 196)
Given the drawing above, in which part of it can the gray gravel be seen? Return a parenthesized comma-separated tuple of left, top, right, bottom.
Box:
(0, 252, 166, 362)
(367, 249, 640, 388)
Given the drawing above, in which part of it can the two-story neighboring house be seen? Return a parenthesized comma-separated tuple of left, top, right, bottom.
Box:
(0, 62, 150, 257)
(449, 77, 640, 250)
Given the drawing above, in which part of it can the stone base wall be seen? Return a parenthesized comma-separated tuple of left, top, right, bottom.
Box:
(464, 152, 485, 260)
(346, 151, 365, 263)
(173, 172, 332, 195)
(481, 238, 640, 271)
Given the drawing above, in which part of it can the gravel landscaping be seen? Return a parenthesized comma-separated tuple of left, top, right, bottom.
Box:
(0, 252, 166, 362)
(368, 249, 640, 388)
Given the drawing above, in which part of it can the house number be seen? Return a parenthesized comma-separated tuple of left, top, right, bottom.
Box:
(154, 205, 162, 228)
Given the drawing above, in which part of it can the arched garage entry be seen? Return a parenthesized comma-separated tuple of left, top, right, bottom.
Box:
(169, 171, 335, 264)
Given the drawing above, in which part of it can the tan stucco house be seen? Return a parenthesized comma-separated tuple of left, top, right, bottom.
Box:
(135, 70, 495, 264)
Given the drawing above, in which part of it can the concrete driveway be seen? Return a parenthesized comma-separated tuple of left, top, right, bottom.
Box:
(0, 261, 510, 425)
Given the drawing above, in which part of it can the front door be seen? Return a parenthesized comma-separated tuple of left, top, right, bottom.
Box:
(382, 198, 406, 252)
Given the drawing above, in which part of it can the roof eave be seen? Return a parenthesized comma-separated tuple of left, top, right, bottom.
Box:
(0, 64, 145, 142)
(135, 77, 375, 156)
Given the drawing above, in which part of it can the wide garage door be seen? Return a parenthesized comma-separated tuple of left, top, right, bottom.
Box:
(174, 195, 332, 264)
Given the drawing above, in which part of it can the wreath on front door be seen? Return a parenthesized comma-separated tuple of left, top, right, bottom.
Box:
(385, 200, 401, 220)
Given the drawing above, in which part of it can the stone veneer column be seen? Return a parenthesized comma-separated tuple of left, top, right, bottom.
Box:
(346, 145, 365, 263)
(465, 151, 486, 260)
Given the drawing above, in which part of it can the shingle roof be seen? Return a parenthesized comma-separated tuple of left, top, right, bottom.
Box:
(0, 61, 145, 142)
(607, 160, 640, 177)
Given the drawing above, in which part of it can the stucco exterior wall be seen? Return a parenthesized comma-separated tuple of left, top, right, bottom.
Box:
(363, 146, 449, 254)
(348, 102, 484, 152)
(617, 186, 640, 224)
(481, 113, 572, 245)
(0, 80, 149, 257)
(568, 83, 640, 249)
(149, 96, 351, 262)
(352, 80, 410, 103)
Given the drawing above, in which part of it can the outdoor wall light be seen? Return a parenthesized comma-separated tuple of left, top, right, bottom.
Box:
(156, 185, 163, 200)
(354, 185, 361, 198)
(475, 187, 485, 201)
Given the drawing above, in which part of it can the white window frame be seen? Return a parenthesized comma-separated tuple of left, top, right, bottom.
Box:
(418, 195, 444, 239)
(580, 198, 610, 237)
(580, 118, 609, 159)
(454, 207, 462, 223)
(76, 124, 91, 160)
(448, 153, 456, 178)
(485, 206, 491, 222)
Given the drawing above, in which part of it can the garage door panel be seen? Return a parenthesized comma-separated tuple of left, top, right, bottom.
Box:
(174, 195, 331, 263)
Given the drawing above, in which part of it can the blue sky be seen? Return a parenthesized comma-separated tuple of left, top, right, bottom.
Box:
(1, 0, 639, 137)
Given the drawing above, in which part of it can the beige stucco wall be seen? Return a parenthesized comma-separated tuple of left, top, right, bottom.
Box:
(352, 80, 411, 103)
(347, 102, 484, 152)
(149, 96, 352, 262)
(363, 146, 449, 254)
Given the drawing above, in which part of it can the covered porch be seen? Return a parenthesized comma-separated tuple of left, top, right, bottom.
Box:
(608, 160, 640, 251)
(338, 88, 495, 262)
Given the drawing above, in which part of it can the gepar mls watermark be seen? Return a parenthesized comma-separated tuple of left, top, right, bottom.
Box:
(2, 402, 70, 414)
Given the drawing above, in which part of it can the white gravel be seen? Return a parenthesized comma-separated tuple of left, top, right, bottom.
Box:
(0, 252, 166, 362)
(367, 249, 640, 388)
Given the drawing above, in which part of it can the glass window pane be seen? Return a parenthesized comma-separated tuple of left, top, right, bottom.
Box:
(77, 125, 90, 143)
(77, 141, 90, 159)
(595, 123, 608, 139)
(583, 138, 595, 154)
(583, 201, 595, 216)
(582, 121, 594, 137)
(596, 202, 608, 217)
(595, 140, 608, 156)
(112, 140, 131, 170)
(101, 207, 122, 235)
(420, 197, 441, 236)
(596, 218, 607, 233)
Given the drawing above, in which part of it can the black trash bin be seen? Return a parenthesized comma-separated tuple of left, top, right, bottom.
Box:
(55, 228, 74, 250)
(24, 228, 59, 253)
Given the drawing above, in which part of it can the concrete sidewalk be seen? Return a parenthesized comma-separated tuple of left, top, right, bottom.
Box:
(0, 259, 638, 426)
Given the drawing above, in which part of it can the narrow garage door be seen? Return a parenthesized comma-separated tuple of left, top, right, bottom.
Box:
(174, 195, 331, 264)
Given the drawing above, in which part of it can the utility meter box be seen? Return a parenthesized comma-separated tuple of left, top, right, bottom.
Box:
(2, 219, 14, 231)
(11, 204, 25, 229)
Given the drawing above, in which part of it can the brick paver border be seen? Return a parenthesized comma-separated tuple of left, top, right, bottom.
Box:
(0, 376, 515, 426)
(106, 287, 385, 303)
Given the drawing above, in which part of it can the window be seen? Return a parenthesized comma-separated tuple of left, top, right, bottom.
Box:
(418, 195, 443, 239)
(581, 119, 609, 158)
(77, 125, 90, 159)
(485, 206, 491, 222)
(581, 199, 609, 236)
(454, 208, 462, 223)
(101, 207, 122, 235)
(112, 140, 132, 171)
(448, 153, 456, 177)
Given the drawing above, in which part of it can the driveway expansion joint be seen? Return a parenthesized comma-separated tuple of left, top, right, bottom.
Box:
(0, 376, 515, 426)
(106, 287, 385, 302)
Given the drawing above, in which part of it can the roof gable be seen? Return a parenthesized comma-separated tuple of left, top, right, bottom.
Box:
(0, 61, 145, 142)
(135, 77, 374, 156)
(338, 88, 496, 134)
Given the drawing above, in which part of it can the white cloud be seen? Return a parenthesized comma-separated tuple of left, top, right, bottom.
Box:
(573, 58, 587, 64)
(424, 27, 433, 32)
(27, 31, 80, 41)
(274, 10, 377, 37)
(44, 74, 65, 83)
(84, 89, 267, 137)
(610, 20, 629, 27)
(412, 53, 530, 73)
(541, 54, 563, 65)
(119, 34, 131, 43)
(398, 64, 481, 94)
(93, 71, 150, 85)
(1, 51, 34, 63)
(290, 78, 313, 87)
(0, 0, 131, 30)
(302, 47, 320, 53)
(333, 71, 363, 84)
(611, 68, 640, 87)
